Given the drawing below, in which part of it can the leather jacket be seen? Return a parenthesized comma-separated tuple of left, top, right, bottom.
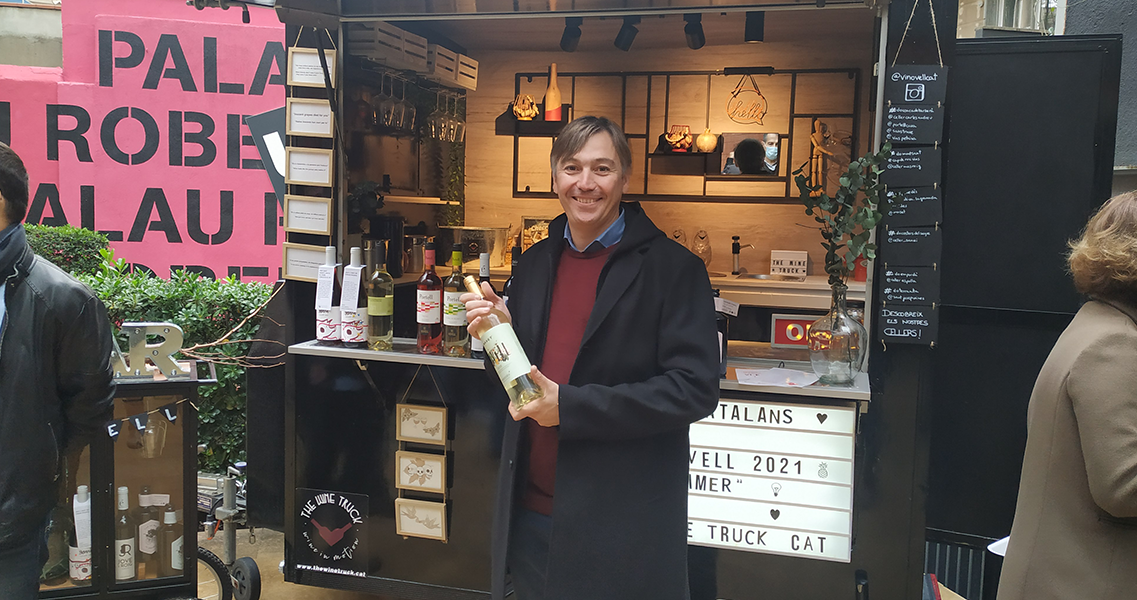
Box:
(0, 224, 115, 552)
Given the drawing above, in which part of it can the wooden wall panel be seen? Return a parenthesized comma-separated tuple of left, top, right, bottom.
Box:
(624, 76, 650, 135)
(571, 75, 624, 124)
(794, 72, 858, 114)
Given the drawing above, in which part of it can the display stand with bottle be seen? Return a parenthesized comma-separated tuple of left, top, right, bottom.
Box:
(470, 253, 492, 359)
(544, 63, 562, 122)
(443, 243, 470, 357)
(417, 242, 443, 354)
(316, 246, 342, 345)
(366, 239, 395, 351)
(114, 486, 136, 582)
(341, 247, 369, 349)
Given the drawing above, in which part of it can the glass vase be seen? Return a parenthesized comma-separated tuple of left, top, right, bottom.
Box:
(808, 284, 867, 386)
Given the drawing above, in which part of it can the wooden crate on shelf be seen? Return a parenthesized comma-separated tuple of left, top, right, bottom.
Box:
(455, 54, 479, 90)
(427, 44, 459, 84)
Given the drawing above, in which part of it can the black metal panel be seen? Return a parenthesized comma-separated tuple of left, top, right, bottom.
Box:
(289, 355, 501, 596)
(926, 307, 1071, 539)
(246, 281, 291, 529)
(941, 35, 1122, 314)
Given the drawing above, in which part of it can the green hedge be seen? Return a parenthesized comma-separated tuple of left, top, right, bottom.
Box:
(77, 250, 273, 472)
(24, 224, 109, 275)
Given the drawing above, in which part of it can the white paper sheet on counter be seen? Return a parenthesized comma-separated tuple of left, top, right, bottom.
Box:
(734, 367, 820, 388)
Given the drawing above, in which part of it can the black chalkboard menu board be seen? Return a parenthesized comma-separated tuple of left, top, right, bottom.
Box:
(881, 147, 942, 188)
(884, 105, 944, 145)
(885, 187, 942, 227)
(878, 305, 939, 345)
(880, 266, 941, 306)
(884, 66, 949, 106)
(881, 225, 942, 266)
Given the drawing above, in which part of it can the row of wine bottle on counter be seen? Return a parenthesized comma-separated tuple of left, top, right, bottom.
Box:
(56, 485, 183, 585)
(315, 240, 521, 358)
(314, 240, 543, 409)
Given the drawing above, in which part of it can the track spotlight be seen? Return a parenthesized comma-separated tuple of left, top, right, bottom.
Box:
(683, 14, 705, 50)
(614, 16, 640, 52)
(560, 17, 582, 52)
(745, 11, 765, 43)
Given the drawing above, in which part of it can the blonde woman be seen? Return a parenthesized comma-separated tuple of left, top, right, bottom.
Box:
(998, 192, 1137, 600)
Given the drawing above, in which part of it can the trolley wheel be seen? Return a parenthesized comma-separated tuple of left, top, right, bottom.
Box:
(231, 556, 261, 600)
(197, 547, 233, 600)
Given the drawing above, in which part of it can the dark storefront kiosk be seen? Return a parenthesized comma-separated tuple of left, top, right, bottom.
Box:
(269, 0, 957, 598)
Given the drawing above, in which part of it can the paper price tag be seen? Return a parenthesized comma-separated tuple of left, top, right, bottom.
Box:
(341, 265, 363, 309)
(715, 297, 740, 317)
(315, 265, 336, 311)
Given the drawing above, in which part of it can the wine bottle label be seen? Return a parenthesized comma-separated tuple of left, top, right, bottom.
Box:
(315, 265, 336, 311)
(545, 105, 562, 121)
(416, 290, 441, 324)
(443, 292, 467, 326)
(69, 545, 92, 581)
(138, 519, 160, 555)
(341, 309, 368, 343)
(115, 538, 135, 579)
(341, 265, 363, 308)
(481, 323, 532, 383)
(171, 536, 184, 571)
(471, 335, 484, 352)
(368, 295, 393, 316)
(316, 307, 341, 341)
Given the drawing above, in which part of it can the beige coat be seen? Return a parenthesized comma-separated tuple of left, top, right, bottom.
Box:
(998, 299, 1137, 600)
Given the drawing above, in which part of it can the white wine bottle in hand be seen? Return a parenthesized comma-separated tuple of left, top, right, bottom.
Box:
(463, 275, 544, 409)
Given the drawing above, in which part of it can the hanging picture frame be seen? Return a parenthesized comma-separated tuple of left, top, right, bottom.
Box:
(286, 98, 334, 138)
(284, 147, 334, 187)
(395, 404, 447, 446)
(287, 47, 336, 88)
(284, 194, 333, 235)
(395, 498, 447, 542)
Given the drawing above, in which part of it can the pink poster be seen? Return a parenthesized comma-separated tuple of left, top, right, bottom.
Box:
(0, 0, 285, 282)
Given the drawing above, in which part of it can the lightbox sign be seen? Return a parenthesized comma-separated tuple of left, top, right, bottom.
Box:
(688, 399, 857, 562)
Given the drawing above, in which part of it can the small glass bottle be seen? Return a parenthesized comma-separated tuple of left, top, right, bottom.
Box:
(341, 247, 369, 349)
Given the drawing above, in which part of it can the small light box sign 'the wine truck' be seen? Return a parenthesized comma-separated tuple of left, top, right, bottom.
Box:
(110, 322, 192, 379)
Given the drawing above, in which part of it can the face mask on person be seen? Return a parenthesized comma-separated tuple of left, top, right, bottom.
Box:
(765, 145, 779, 161)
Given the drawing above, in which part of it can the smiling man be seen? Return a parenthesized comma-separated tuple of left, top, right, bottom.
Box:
(463, 116, 720, 600)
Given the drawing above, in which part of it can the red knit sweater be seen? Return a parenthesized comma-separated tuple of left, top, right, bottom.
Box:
(520, 243, 617, 515)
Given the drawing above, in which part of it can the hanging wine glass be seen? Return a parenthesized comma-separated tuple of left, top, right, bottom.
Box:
(375, 73, 393, 129)
(380, 75, 400, 129)
(451, 95, 466, 144)
(441, 95, 456, 142)
(427, 91, 446, 140)
(400, 79, 417, 134)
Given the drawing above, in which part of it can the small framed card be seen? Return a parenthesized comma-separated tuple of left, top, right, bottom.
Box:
(286, 98, 335, 138)
(395, 498, 447, 542)
(521, 216, 555, 253)
(395, 451, 446, 494)
(287, 47, 336, 88)
(282, 242, 326, 282)
(396, 404, 447, 446)
(285, 147, 334, 187)
(284, 194, 333, 235)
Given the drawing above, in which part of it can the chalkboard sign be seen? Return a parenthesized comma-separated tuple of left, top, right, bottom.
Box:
(884, 105, 944, 145)
(880, 266, 940, 306)
(885, 187, 942, 227)
(881, 225, 942, 266)
(878, 304, 939, 345)
(881, 147, 942, 188)
(884, 66, 949, 105)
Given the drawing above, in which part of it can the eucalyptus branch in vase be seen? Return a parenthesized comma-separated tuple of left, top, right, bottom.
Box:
(793, 142, 892, 287)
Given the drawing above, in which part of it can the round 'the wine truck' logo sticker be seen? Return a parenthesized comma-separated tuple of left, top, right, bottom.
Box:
(295, 489, 369, 578)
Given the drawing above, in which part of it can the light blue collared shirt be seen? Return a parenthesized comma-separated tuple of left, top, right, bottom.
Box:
(565, 206, 625, 253)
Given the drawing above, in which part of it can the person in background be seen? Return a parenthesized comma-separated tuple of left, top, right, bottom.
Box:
(0, 142, 115, 599)
(462, 116, 720, 600)
(998, 191, 1137, 600)
(733, 133, 779, 175)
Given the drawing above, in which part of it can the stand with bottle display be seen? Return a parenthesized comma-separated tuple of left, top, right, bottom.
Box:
(39, 363, 211, 599)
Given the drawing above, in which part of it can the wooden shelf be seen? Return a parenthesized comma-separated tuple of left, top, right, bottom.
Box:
(384, 195, 458, 206)
(494, 104, 573, 137)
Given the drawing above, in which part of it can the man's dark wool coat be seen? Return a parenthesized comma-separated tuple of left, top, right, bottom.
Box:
(490, 202, 720, 600)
